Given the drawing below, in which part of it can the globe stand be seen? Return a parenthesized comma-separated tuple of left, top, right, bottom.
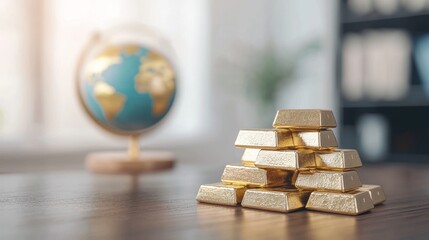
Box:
(85, 135, 175, 174)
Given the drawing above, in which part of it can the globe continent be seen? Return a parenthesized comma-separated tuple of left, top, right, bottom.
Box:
(81, 44, 176, 133)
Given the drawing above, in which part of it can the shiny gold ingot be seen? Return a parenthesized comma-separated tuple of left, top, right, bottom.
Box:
(295, 170, 362, 192)
(255, 149, 315, 170)
(315, 149, 362, 170)
(292, 130, 338, 149)
(221, 165, 294, 187)
(241, 148, 261, 166)
(235, 129, 294, 149)
(196, 183, 246, 206)
(235, 129, 337, 150)
(356, 184, 386, 205)
(273, 109, 337, 129)
(241, 188, 311, 213)
(306, 191, 374, 215)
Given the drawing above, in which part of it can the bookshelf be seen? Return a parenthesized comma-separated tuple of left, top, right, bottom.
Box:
(337, 0, 429, 162)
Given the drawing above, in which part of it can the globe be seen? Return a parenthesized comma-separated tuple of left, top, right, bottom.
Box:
(77, 43, 176, 135)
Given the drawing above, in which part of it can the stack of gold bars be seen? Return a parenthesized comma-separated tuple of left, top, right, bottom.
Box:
(196, 109, 385, 215)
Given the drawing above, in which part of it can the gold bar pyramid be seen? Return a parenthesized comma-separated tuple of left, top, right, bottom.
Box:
(196, 109, 385, 215)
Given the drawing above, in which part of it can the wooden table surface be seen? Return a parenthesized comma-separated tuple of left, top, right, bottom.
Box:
(1, 155, 429, 240)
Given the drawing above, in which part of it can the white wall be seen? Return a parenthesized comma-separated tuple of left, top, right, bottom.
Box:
(272, 0, 337, 111)
(0, 0, 40, 142)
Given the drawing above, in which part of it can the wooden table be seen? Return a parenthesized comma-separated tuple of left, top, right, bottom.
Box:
(1, 155, 429, 239)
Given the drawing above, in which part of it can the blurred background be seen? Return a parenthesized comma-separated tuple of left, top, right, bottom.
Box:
(1, 0, 428, 168)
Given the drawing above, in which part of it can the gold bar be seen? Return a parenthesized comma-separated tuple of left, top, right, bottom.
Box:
(315, 149, 362, 170)
(241, 188, 311, 213)
(273, 109, 337, 129)
(241, 148, 261, 166)
(235, 129, 337, 150)
(255, 149, 315, 170)
(196, 183, 246, 206)
(306, 191, 374, 215)
(295, 170, 362, 192)
(356, 184, 386, 205)
(221, 165, 295, 187)
(292, 130, 338, 149)
(235, 129, 294, 149)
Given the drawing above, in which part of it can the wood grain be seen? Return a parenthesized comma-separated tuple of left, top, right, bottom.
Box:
(0, 158, 429, 239)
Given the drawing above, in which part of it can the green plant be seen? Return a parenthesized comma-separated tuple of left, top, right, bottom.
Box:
(245, 40, 321, 122)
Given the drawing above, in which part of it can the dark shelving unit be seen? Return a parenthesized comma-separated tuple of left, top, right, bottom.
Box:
(337, 0, 429, 163)
(342, 86, 429, 108)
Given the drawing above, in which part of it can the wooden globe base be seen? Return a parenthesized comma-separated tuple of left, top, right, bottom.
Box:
(86, 151, 175, 174)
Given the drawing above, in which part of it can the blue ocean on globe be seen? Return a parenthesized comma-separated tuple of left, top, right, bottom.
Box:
(81, 45, 176, 133)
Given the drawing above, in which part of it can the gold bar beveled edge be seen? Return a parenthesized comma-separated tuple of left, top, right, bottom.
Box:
(195, 182, 247, 206)
(221, 180, 284, 188)
(319, 130, 339, 148)
(241, 160, 256, 167)
(295, 186, 362, 193)
(273, 109, 337, 129)
(240, 148, 262, 166)
(312, 167, 359, 171)
(356, 184, 386, 205)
